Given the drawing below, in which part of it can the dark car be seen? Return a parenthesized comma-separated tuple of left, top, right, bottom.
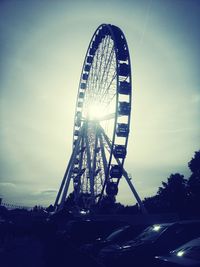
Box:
(154, 237, 200, 267)
(65, 219, 126, 246)
(98, 220, 200, 267)
(80, 224, 147, 256)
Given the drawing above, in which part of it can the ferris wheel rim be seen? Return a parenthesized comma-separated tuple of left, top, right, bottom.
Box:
(72, 23, 132, 202)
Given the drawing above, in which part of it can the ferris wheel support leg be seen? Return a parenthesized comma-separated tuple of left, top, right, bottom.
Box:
(54, 161, 72, 209)
(101, 128, 148, 214)
(54, 131, 82, 210)
(74, 137, 84, 203)
(122, 170, 148, 215)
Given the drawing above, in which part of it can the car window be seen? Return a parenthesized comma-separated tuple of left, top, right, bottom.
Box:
(134, 225, 168, 242)
(172, 246, 200, 260)
(106, 226, 129, 241)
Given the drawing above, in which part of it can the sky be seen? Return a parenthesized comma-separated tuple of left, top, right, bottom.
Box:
(0, 0, 200, 207)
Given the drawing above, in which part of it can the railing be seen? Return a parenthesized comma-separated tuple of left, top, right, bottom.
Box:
(1, 202, 33, 210)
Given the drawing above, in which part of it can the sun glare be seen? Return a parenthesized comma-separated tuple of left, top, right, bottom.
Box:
(87, 103, 105, 120)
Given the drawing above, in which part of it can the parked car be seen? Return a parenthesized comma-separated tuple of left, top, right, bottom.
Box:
(97, 220, 200, 267)
(65, 219, 126, 246)
(80, 224, 148, 256)
(154, 237, 200, 267)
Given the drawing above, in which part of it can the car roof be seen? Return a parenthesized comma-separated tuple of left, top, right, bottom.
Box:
(152, 220, 200, 227)
(175, 237, 200, 249)
(174, 220, 200, 224)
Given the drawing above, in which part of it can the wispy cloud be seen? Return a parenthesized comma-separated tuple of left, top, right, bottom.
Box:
(0, 182, 16, 188)
(39, 189, 57, 195)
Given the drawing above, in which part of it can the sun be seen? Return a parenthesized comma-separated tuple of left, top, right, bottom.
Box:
(87, 103, 106, 120)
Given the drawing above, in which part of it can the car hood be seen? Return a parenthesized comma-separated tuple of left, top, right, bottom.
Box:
(100, 240, 152, 254)
(120, 238, 153, 248)
(156, 255, 200, 266)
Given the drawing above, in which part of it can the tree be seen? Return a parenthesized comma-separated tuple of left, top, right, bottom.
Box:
(187, 150, 200, 215)
(143, 195, 163, 213)
(188, 150, 200, 196)
(157, 173, 188, 213)
(188, 150, 200, 175)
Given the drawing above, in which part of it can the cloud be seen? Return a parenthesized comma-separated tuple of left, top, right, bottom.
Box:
(0, 182, 16, 195)
(0, 182, 16, 187)
(31, 188, 57, 198)
(0, 182, 17, 197)
(39, 189, 57, 195)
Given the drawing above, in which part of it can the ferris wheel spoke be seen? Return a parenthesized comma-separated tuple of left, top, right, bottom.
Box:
(95, 37, 111, 96)
(101, 48, 115, 98)
(90, 44, 104, 101)
(97, 39, 114, 97)
(90, 36, 110, 100)
(98, 112, 115, 121)
(100, 72, 117, 107)
(87, 39, 103, 107)
(91, 36, 112, 104)
(87, 37, 115, 108)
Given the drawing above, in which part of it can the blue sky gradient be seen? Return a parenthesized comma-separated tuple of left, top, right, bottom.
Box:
(0, 0, 200, 206)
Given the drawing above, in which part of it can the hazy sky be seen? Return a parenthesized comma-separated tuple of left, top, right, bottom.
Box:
(0, 0, 200, 207)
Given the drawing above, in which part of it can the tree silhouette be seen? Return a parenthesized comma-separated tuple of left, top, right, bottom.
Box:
(143, 195, 163, 213)
(187, 150, 200, 215)
(157, 173, 188, 213)
(188, 150, 200, 196)
(188, 150, 200, 175)
(143, 150, 200, 216)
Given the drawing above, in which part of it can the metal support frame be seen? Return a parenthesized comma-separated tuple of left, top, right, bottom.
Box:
(73, 136, 84, 203)
(101, 127, 148, 214)
(54, 126, 83, 210)
(85, 124, 95, 204)
(91, 124, 98, 197)
(99, 131, 108, 180)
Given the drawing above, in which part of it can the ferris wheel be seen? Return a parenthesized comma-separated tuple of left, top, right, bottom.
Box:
(54, 24, 146, 213)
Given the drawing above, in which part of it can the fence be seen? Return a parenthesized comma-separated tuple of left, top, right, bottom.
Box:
(1, 201, 33, 210)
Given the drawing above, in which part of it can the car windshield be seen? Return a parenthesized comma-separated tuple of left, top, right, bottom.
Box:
(106, 226, 129, 241)
(172, 246, 200, 260)
(134, 224, 169, 242)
